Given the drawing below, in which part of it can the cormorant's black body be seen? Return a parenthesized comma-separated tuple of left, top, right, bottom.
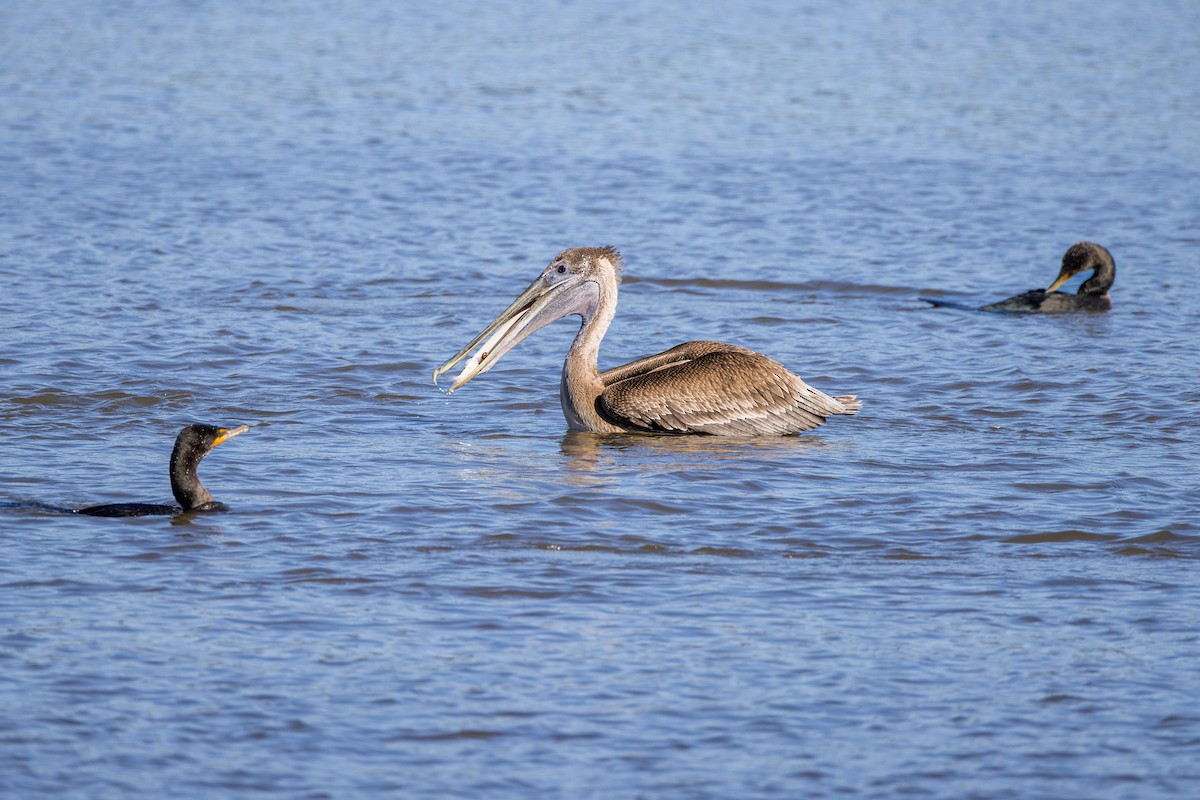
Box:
(77, 501, 192, 518)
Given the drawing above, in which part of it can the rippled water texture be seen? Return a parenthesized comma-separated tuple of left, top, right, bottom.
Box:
(3, 1, 1200, 797)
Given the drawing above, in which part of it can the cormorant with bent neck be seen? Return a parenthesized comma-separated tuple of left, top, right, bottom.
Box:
(922, 242, 1115, 313)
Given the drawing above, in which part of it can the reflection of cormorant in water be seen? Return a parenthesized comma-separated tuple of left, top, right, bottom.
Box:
(922, 242, 1115, 313)
(76, 424, 250, 517)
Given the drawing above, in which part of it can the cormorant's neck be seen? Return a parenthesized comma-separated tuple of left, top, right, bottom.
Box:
(169, 440, 214, 510)
(1078, 269, 1114, 296)
(1078, 248, 1116, 296)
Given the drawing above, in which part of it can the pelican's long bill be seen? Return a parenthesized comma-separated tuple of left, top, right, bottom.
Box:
(433, 269, 597, 394)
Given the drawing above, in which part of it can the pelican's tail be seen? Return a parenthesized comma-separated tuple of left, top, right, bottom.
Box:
(833, 395, 862, 415)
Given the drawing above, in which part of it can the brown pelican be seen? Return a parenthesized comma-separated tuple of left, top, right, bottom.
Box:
(922, 242, 1115, 313)
(433, 247, 862, 436)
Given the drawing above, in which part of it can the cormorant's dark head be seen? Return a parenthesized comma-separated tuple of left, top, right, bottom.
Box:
(170, 423, 250, 510)
(175, 423, 249, 455)
(1046, 242, 1115, 294)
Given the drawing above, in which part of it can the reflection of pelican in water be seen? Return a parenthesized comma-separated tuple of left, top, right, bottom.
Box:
(434, 247, 862, 436)
(558, 430, 831, 475)
(922, 242, 1115, 313)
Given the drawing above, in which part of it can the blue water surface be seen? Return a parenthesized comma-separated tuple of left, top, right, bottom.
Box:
(3, 1, 1200, 798)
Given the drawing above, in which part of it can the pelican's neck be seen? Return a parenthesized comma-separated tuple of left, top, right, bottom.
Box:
(559, 271, 624, 433)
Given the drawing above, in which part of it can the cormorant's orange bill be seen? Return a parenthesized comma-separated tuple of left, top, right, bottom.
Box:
(1044, 272, 1072, 293)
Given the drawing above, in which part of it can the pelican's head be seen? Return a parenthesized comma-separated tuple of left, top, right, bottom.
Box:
(1045, 242, 1115, 294)
(433, 247, 622, 393)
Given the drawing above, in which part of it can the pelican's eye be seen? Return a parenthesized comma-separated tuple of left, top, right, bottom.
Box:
(555, 263, 567, 274)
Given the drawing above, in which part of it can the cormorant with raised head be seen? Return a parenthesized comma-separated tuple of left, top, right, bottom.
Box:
(76, 423, 250, 517)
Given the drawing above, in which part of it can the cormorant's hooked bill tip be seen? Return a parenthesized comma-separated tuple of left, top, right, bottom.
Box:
(214, 424, 251, 446)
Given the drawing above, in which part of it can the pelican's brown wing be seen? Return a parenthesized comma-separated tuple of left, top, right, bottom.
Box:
(599, 342, 859, 436)
(600, 340, 751, 386)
